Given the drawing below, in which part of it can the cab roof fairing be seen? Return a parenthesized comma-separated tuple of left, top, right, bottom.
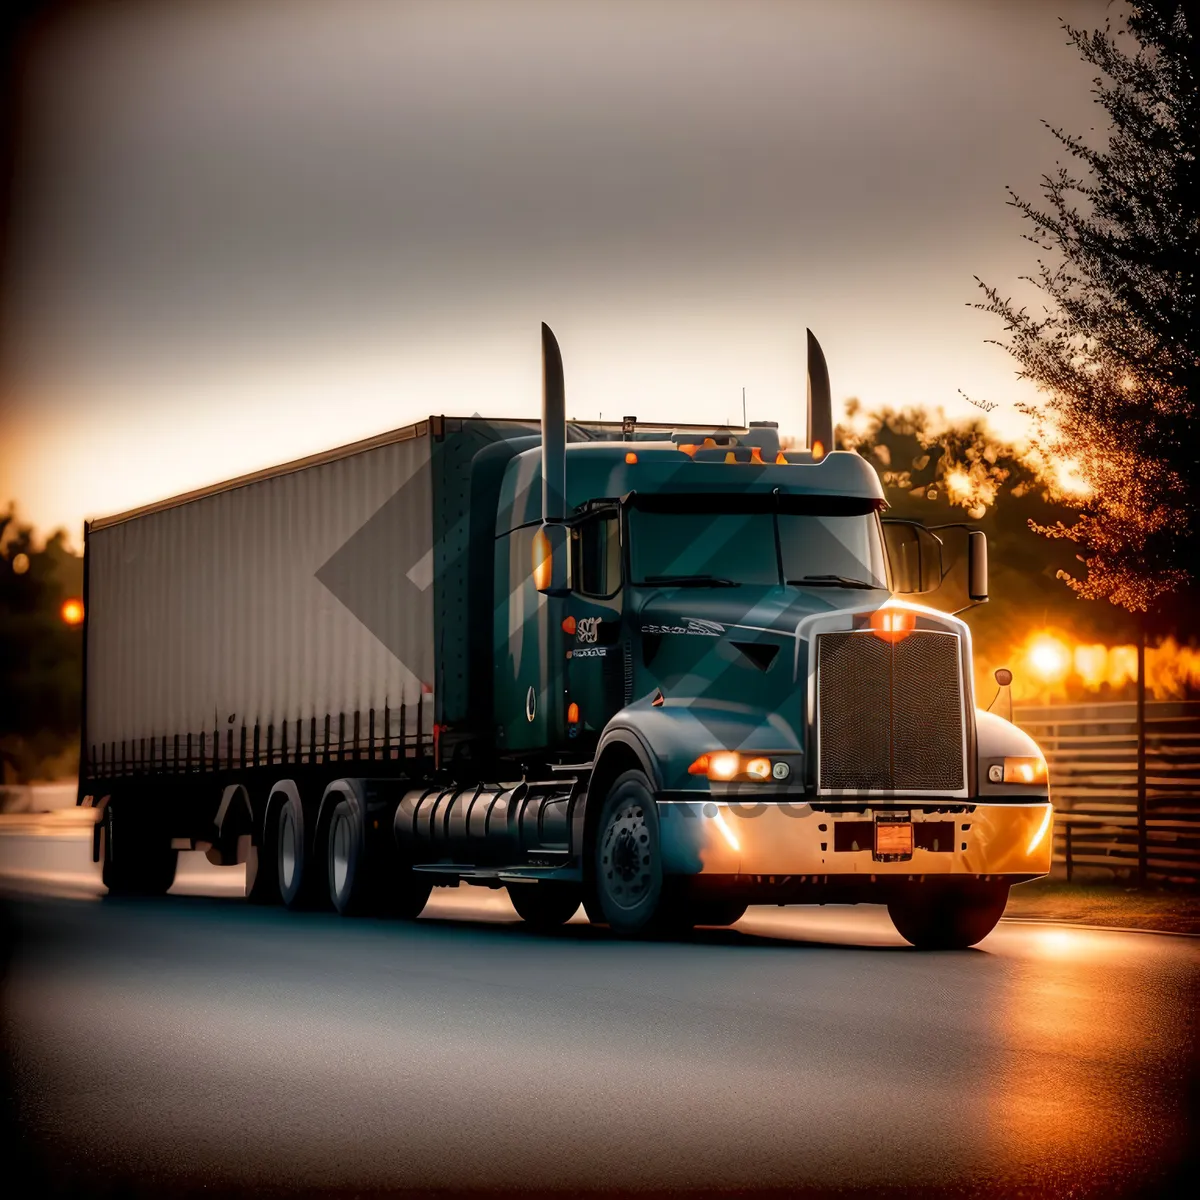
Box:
(494, 444, 885, 535)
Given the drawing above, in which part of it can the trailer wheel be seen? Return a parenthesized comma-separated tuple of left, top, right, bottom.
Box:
(100, 799, 177, 897)
(275, 792, 322, 910)
(887, 882, 1010, 949)
(507, 883, 581, 930)
(593, 769, 670, 936)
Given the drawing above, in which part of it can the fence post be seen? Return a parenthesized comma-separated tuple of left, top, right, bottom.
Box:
(1136, 625, 1148, 887)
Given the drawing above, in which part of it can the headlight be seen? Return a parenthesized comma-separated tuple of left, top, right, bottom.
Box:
(986, 756, 1048, 785)
(689, 752, 782, 782)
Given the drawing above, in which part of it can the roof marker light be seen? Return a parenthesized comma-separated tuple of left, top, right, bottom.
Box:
(811, 439, 826, 461)
(625, 451, 638, 464)
(724, 451, 737, 464)
(679, 444, 697, 457)
(776, 451, 788, 465)
(750, 447, 764, 464)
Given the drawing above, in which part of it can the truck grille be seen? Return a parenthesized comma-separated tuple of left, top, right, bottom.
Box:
(817, 630, 965, 792)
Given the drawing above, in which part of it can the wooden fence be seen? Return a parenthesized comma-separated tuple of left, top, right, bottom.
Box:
(1014, 701, 1200, 887)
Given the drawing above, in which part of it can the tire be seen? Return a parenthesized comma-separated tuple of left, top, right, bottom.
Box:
(690, 901, 747, 927)
(246, 794, 278, 904)
(887, 882, 1010, 949)
(593, 769, 668, 936)
(101, 799, 177, 897)
(326, 793, 432, 919)
(327, 797, 371, 916)
(274, 791, 323, 910)
(507, 883, 582, 930)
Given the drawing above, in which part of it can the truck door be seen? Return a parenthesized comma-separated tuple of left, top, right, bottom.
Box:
(564, 508, 625, 742)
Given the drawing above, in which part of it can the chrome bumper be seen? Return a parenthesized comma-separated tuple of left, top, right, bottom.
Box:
(657, 798, 1053, 879)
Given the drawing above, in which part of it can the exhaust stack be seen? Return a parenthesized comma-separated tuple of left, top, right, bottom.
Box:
(806, 329, 833, 459)
(534, 323, 570, 595)
(541, 322, 566, 522)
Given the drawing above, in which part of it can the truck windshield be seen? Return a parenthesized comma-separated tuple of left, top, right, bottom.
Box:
(628, 496, 888, 589)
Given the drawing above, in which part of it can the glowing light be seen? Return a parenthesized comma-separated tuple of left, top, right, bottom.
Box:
(625, 451, 638, 464)
(1003, 756, 1048, 785)
(944, 468, 972, 502)
(870, 607, 915, 643)
(61, 598, 84, 626)
(811, 439, 825, 461)
(561, 616, 576, 635)
(678, 443, 697, 457)
(749, 446, 764, 465)
(567, 702, 580, 724)
(11, 552, 29, 575)
(744, 757, 771, 780)
(724, 451, 737, 464)
(775, 451, 788, 464)
(712, 810, 741, 852)
(1028, 634, 1071, 683)
(708, 752, 740, 780)
(1026, 805, 1053, 856)
(532, 528, 553, 591)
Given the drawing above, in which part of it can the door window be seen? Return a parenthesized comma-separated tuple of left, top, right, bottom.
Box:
(571, 512, 621, 598)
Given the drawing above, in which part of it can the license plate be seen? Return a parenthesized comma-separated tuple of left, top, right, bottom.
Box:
(874, 818, 913, 860)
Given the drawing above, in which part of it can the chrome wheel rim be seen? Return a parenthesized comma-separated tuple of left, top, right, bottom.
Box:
(280, 808, 296, 890)
(600, 802, 653, 910)
(332, 813, 350, 897)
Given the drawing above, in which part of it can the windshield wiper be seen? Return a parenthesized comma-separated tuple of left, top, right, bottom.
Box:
(787, 574, 882, 590)
(643, 574, 741, 588)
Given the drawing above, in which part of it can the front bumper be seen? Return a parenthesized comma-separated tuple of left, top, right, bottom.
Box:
(657, 797, 1053, 880)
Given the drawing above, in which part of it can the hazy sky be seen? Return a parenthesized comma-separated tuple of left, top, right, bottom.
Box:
(1, 0, 1110, 543)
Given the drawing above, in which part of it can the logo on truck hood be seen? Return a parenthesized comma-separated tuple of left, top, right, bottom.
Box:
(640, 618, 725, 637)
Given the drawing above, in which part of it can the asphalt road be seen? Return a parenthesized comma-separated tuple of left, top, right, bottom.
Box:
(1, 858, 1196, 1200)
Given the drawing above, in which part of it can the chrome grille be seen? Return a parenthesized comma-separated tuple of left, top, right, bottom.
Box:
(817, 630, 964, 792)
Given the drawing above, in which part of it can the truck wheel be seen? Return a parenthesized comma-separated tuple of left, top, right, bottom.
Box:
(275, 793, 322, 910)
(507, 883, 581, 930)
(101, 799, 177, 897)
(327, 797, 370, 916)
(887, 882, 1010, 949)
(593, 769, 668, 936)
(691, 901, 747, 927)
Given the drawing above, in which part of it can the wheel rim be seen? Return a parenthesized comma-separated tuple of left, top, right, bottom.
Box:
(600, 801, 653, 910)
(331, 813, 350, 897)
(280, 808, 296, 890)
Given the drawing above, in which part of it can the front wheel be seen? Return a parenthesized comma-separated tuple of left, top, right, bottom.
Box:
(507, 882, 581, 930)
(887, 882, 1010, 949)
(593, 769, 668, 936)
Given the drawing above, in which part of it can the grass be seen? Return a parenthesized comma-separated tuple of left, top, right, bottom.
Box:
(1005, 875, 1200, 935)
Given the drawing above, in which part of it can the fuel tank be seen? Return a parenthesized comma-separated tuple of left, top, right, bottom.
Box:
(394, 778, 579, 865)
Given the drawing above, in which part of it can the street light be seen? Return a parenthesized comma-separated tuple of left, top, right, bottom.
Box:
(61, 598, 84, 626)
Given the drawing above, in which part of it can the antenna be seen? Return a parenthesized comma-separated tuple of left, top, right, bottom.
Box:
(742, 387, 746, 428)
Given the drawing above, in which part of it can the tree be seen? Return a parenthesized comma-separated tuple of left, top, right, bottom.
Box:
(0, 507, 84, 782)
(976, 2, 1197, 623)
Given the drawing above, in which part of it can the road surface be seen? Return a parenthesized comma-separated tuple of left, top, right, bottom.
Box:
(0, 821, 1196, 1197)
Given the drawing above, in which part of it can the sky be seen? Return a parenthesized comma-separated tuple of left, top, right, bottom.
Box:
(0, 0, 1111, 545)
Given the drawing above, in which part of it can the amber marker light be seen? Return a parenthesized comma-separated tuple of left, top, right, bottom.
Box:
(775, 451, 788, 464)
(1026, 806, 1053, 856)
(561, 616, 577, 635)
(625, 451, 638, 464)
(567, 702, 580, 724)
(678, 444, 697, 457)
(1003, 756, 1048, 785)
(869, 607, 915, 643)
(811, 439, 826, 461)
(532, 528, 553, 591)
(61, 598, 84, 626)
(749, 446, 764, 464)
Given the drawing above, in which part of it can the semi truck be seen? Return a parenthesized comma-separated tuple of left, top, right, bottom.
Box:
(78, 326, 1052, 948)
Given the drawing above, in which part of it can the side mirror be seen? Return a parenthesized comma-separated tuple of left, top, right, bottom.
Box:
(533, 522, 571, 596)
(967, 530, 988, 602)
(882, 520, 944, 594)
